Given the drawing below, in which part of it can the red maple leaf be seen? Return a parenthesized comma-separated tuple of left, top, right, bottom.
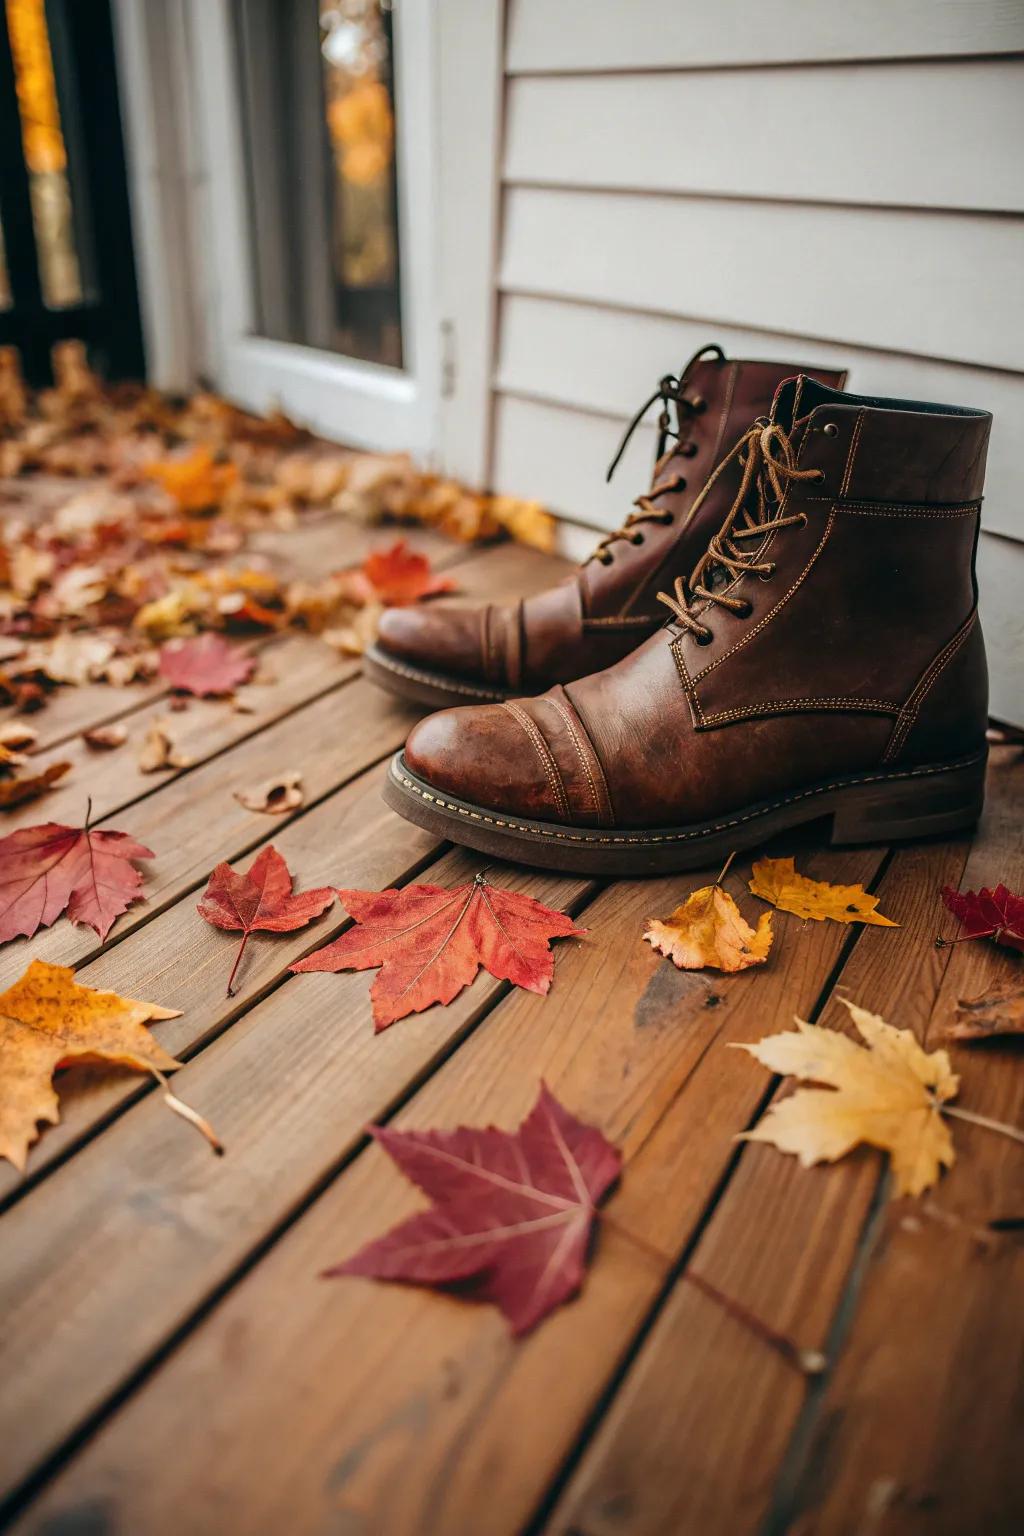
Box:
(941, 883, 1024, 954)
(328, 1083, 621, 1334)
(0, 819, 154, 941)
(361, 540, 456, 606)
(290, 872, 584, 1030)
(158, 633, 255, 696)
(197, 845, 336, 996)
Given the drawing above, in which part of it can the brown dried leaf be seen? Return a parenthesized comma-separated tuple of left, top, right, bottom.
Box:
(233, 770, 303, 815)
(944, 981, 1024, 1042)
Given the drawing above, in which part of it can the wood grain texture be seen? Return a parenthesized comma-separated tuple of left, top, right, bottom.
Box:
(505, 62, 1024, 214)
(0, 850, 593, 1511)
(506, 0, 1024, 72)
(545, 768, 1024, 1536)
(499, 187, 1023, 372)
(4, 843, 886, 1535)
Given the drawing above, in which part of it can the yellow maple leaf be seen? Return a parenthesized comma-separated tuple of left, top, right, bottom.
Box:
(734, 1000, 959, 1197)
(749, 856, 897, 927)
(645, 884, 773, 973)
(0, 960, 181, 1171)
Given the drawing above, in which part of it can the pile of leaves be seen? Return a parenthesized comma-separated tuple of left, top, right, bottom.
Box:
(0, 341, 552, 721)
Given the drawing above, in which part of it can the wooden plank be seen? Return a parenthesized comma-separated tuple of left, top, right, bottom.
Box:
(763, 753, 1024, 1535)
(495, 293, 1024, 544)
(499, 187, 1024, 372)
(506, 0, 1024, 72)
(0, 538, 566, 837)
(505, 62, 1024, 214)
(5, 842, 890, 1534)
(0, 851, 593, 1513)
(0, 760, 428, 1203)
(546, 752, 1021, 1535)
(0, 517, 471, 752)
(0, 542, 571, 1003)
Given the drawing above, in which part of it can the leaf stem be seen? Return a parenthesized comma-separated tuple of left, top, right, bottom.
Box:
(597, 1210, 672, 1268)
(684, 1270, 827, 1376)
(714, 850, 737, 888)
(226, 931, 249, 997)
(942, 1104, 1024, 1146)
(150, 1068, 224, 1155)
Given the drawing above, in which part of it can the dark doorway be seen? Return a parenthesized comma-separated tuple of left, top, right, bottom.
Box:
(0, 0, 144, 386)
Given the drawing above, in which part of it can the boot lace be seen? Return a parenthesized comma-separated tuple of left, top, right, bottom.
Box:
(657, 416, 823, 642)
(590, 343, 725, 566)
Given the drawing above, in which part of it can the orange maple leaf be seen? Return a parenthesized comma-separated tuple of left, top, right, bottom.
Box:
(0, 960, 181, 1170)
(146, 446, 239, 512)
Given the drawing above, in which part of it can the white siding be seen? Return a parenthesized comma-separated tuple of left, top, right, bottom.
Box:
(481, 1, 1024, 723)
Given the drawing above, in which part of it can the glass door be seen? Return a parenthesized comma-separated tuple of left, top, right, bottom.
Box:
(190, 0, 438, 456)
(0, 0, 143, 384)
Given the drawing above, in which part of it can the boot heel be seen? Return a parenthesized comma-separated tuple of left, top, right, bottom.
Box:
(829, 756, 987, 846)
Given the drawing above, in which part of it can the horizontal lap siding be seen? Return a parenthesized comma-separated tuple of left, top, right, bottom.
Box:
(490, 7, 1024, 720)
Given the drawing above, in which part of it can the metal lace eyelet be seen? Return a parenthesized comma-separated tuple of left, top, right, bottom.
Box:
(798, 512, 809, 528)
(695, 628, 714, 646)
(734, 600, 752, 618)
(823, 422, 839, 437)
(682, 442, 698, 457)
(632, 533, 645, 545)
(758, 564, 776, 582)
(688, 394, 707, 414)
(813, 469, 826, 482)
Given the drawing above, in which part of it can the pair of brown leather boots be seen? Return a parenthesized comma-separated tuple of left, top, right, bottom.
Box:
(364, 348, 991, 875)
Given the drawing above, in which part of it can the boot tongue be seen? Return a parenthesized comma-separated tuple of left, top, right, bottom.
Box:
(771, 373, 846, 435)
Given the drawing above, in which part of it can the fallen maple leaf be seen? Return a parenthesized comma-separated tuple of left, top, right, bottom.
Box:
(327, 1083, 621, 1334)
(361, 539, 456, 606)
(158, 633, 255, 697)
(645, 880, 772, 973)
(940, 883, 1024, 954)
(0, 816, 154, 941)
(944, 980, 1024, 1042)
(735, 1000, 960, 1198)
(233, 770, 303, 815)
(197, 845, 335, 995)
(0, 760, 71, 810)
(749, 856, 897, 927)
(291, 872, 583, 1030)
(0, 959, 180, 1170)
(146, 445, 239, 511)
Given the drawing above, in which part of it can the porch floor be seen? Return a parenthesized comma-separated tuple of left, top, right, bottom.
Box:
(0, 521, 1021, 1536)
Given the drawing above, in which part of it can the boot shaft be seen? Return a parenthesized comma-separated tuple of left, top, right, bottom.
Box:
(578, 351, 847, 623)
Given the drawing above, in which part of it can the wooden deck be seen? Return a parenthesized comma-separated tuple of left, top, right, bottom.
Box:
(0, 520, 1021, 1536)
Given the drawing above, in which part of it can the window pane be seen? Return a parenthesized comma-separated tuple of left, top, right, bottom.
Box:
(5, 0, 85, 309)
(236, 0, 402, 369)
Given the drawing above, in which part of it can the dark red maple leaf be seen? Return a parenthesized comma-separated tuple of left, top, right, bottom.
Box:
(941, 883, 1024, 954)
(0, 818, 154, 941)
(290, 872, 584, 1030)
(158, 633, 255, 696)
(361, 540, 456, 606)
(197, 845, 336, 995)
(328, 1083, 622, 1334)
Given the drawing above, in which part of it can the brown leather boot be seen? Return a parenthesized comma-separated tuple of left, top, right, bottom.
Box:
(364, 346, 846, 707)
(383, 376, 992, 875)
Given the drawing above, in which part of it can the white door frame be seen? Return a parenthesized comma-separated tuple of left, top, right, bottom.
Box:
(114, 0, 505, 476)
(189, 0, 440, 456)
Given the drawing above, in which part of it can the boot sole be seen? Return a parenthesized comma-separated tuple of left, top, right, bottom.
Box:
(383, 749, 987, 876)
(363, 644, 511, 710)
